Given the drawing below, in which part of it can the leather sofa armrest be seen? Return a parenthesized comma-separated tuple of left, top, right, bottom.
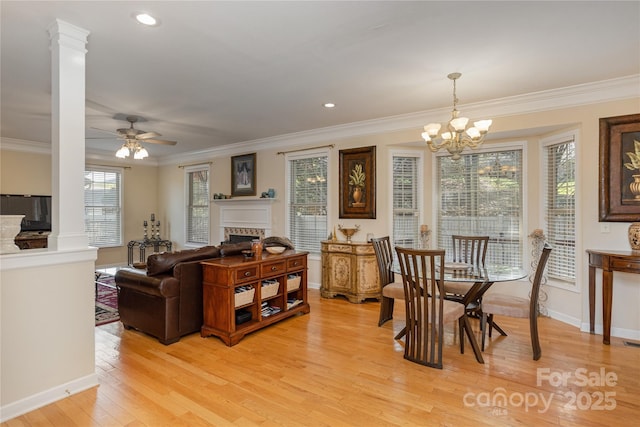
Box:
(115, 268, 179, 298)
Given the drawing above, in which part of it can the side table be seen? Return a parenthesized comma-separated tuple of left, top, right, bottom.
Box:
(127, 239, 172, 266)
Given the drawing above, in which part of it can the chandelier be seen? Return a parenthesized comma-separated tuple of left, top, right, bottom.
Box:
(422, 73, 492, 160)
(115, 139, 149, 160)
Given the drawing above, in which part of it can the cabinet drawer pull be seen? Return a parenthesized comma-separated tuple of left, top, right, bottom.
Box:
(271, 266, 277, 271)
(293, 261, 299, 266)
(244, 271, 251, 277)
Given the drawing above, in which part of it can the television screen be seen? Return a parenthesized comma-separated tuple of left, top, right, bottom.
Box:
(0, 194, 52, 231)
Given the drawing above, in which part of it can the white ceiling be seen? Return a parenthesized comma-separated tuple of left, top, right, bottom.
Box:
(2, 1, 639, 160)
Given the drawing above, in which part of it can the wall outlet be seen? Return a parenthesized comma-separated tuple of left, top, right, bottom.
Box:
(600, 223, 610, 233)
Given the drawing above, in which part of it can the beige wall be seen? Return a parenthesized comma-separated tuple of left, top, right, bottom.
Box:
(0, 150, 51, 195)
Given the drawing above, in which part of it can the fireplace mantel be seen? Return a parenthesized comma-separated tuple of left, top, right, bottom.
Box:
(213, 198, 276, 242)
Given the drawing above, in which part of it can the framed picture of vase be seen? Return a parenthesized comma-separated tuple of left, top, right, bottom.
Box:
(599, 113, 640, 222)
(339, 145, 376, 219)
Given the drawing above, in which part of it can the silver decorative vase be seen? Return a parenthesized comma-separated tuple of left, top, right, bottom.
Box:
(0, 215, 24, 254)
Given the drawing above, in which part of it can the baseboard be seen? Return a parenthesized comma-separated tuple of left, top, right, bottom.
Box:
(0, 373, 99, 423)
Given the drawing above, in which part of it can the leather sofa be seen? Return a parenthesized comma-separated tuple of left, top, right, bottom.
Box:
(115, 243, 250, 344)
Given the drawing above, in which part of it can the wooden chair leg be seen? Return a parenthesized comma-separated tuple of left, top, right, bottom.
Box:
(394, 326, 406, 340)
(458, 317, 465, 354)
(481, 312, 487, 351)
(530, 312, 541, 360)
(378, 296, 394, 326)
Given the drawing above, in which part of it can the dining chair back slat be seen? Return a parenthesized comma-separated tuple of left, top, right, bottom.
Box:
(396, 246, 462, 369)
(372, 236, 406, 338)
(451, 235, 489, 266)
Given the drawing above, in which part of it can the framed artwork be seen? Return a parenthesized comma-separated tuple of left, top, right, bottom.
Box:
(599, 113, 640, 222)
(231, 153, 256, 197)
(339, 145, 376, 219)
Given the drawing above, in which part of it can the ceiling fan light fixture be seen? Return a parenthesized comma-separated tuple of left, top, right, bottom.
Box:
(134, 146, 149, 160)
(115, 145, 130, 158)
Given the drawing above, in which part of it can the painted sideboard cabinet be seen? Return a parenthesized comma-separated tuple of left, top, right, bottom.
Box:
(320, 240, 381, 303)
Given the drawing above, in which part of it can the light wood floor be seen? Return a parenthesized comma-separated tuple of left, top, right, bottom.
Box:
(3, 289, 639, 426)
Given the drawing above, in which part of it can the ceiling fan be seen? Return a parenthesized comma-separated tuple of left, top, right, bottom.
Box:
(92, 115, 177, 159)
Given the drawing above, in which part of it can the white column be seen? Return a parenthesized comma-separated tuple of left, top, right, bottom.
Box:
(47, 20, 90, 250)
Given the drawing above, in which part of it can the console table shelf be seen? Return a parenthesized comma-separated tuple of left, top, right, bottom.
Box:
(201, 250, 309, 346)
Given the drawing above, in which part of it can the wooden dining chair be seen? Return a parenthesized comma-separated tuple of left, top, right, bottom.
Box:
(395, 246, 477, 369)
(371, 236, 406, 339)
(444, 235, 490, 300)
(481, 243, 552, 360)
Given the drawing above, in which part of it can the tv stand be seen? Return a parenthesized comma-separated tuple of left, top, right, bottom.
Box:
(15, 231, 49, 249)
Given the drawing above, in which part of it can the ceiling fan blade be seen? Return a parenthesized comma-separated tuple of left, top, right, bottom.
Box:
(144, 138, 177, 146)
(91, 126, 120, 136)
(136, 131, 161, 140)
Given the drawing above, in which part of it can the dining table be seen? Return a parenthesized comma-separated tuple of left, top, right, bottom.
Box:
(394, 257, 528, 364)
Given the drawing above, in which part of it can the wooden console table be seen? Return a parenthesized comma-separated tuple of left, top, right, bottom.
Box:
(320, 240, 381, 303)
(587, 249, 640, 344)
(200, 250, 309, 346)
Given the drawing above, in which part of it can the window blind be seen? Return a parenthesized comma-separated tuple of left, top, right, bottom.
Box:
(437, 150, 523, 268)
(544, 139, 576, 282)
(84, 167, 122, 247)
(186, 168, 209, 245)
(392, 155, 420, 247)
(287, 155, 328, 254)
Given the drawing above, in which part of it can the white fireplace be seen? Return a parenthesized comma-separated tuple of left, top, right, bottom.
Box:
(213, 198, 275, 243)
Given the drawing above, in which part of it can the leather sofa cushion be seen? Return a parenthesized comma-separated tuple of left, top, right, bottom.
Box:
(147, 245, 220, 276)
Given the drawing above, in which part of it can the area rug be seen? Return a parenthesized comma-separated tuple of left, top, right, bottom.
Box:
(95, 273, 119, 326)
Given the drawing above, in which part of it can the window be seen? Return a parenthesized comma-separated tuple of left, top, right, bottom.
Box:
(436, 149, 523, 268)
(392, 152, 423, 247)
(84, 167, 122, 247)
(286, 149, 329, 254)
(185, 165, 209, 245)
(543, 133, 576, 283)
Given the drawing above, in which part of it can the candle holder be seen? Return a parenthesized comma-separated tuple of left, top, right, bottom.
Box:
(528, 228, 548, 316)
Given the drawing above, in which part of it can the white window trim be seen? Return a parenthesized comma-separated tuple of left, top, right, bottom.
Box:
(389, 148, 424, 245)
(431, 141, 528, 259)
(284, 147, 331, 260)
(184, 163, 211, 248)
(540, 129, 581, 293)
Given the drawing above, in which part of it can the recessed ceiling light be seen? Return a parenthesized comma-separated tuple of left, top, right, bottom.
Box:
(323, 103, 336, 108)
(135, 13, 158, 26)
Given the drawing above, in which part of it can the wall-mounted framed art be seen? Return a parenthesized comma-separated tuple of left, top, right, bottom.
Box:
(339, 145, 376, 219)
(599, 113, 640, 222)
(231, 153, 256, 197)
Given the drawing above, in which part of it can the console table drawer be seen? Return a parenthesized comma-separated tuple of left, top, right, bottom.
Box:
(287, 256, 306, 271)
(611, 257, 640, 273)
(261, 261, 286, 277)
(234, 265, 259, 283)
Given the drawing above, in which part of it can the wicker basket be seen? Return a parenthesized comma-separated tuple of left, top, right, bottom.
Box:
(234, 288, 255, 307)
(261, 281, 279, 299)
(287, 275, 301, 292)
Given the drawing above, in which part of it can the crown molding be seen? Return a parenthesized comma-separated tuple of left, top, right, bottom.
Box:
(3, 75, 638, 165)
(157, 74, 640, 166)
